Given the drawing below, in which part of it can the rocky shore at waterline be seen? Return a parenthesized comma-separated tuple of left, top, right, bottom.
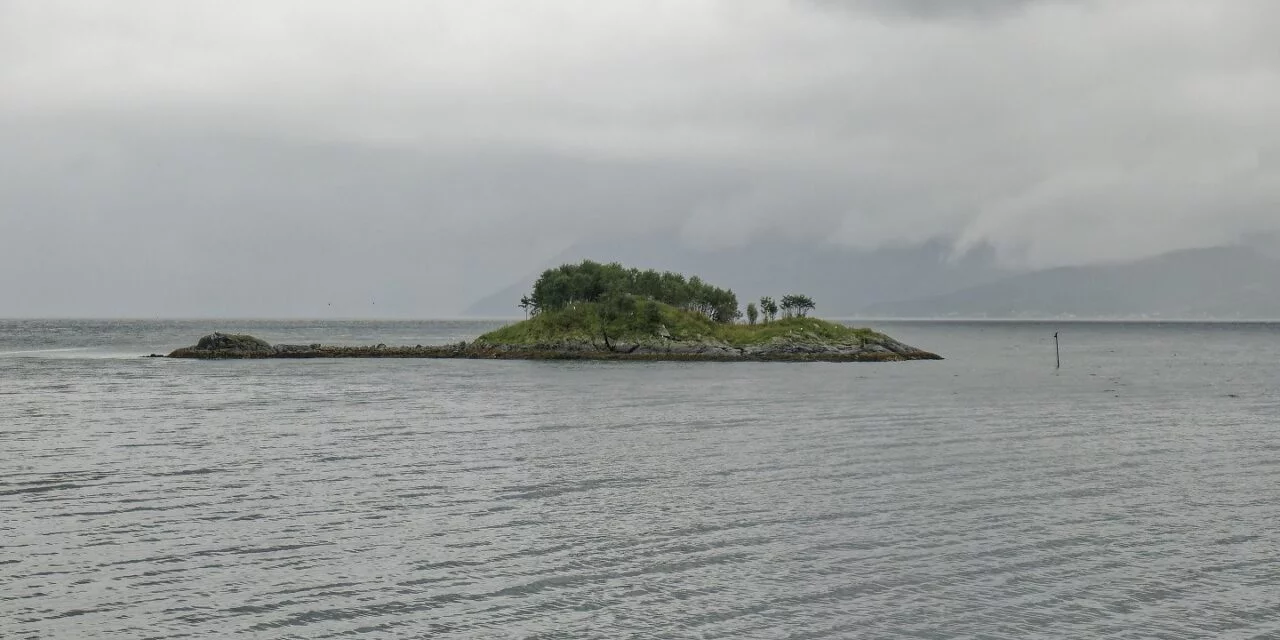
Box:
(164, 330, 942, 362)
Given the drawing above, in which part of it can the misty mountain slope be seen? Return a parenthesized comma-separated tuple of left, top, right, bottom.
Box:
(862, 246, 1280, 319)
(463, 235, 1016, 317)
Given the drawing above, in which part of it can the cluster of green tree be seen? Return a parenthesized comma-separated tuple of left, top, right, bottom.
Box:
(745, 294, 815, 325)
(519, 260, 740, 324)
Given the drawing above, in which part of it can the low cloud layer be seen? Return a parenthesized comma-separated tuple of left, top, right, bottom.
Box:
(2, 0, 1278, 316)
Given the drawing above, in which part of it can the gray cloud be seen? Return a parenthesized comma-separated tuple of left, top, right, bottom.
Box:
(2, 0, 1278, 316)
(806, 0, 1055, 20)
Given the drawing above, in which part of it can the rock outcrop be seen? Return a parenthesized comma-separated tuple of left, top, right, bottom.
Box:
(168, 332, 276, 358)
(467, 328, 937, 361)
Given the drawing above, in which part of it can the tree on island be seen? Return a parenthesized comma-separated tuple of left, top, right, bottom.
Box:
(595, 290, 646, 352)
(515, 263, 825, 354)
(759, 296, 778, 324)
(528, 260, 739, 324)
(798, 295, 815, 317)
(773, 293, 814, 317)
(781, 294, 816, 318)
(517, 260, 741, 352)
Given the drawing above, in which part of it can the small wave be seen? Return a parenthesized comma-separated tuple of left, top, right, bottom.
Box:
(0, 347, 91, 356)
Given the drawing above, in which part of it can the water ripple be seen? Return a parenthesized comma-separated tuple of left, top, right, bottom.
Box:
(3, 320, 1280, 637)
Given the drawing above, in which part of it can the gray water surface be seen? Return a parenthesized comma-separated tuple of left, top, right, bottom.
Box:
(3, 320, 1280, 638)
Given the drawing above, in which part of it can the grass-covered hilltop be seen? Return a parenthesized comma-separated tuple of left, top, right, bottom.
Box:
(166, 261, 940, 361)
(469, 260, 939, 361)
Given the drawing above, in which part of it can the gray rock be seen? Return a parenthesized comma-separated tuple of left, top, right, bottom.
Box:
(193, 332, 275, 354)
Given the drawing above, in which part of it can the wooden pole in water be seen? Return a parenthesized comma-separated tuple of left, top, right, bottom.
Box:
(1054, 331, 1060, 369)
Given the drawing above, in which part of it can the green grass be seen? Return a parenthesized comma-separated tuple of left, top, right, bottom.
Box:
(476, 305, 603, 344)
(476, 302, 886, 347)
(713, 316, 883, 347)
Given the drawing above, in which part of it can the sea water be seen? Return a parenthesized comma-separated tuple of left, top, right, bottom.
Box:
(3, 319, 1279, 638)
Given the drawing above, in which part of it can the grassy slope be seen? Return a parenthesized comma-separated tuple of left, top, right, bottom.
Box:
(476, 302, 886, 347)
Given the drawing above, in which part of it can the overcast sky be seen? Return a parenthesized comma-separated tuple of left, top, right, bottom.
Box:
(2, 0, 1277, 317)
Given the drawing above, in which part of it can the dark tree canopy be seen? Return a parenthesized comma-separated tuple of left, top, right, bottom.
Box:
(780, 294, 816, 318)
(527, 260, 740, 324)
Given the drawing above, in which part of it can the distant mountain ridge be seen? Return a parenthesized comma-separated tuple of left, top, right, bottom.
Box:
(467, 236, 1280, 321)
(860, 245, 1280, 319)
(463, 235, 1015, 317)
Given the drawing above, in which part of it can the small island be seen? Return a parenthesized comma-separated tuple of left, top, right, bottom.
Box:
(166, 261, 941, 362)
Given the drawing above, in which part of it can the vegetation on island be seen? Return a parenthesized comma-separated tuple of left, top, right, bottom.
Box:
(166, 260, 940, 361)
(482, 260, 879, 352)
(518, 260, 740, 323)
(481, 300, 884, 348)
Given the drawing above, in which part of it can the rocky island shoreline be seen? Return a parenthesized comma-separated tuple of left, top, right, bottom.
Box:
(165, 261, 942, 362)
(165, 327, 941, 362)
